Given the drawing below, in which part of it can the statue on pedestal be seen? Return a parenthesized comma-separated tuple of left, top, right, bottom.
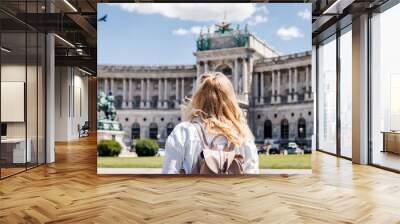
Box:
(97, 91, 122, 131)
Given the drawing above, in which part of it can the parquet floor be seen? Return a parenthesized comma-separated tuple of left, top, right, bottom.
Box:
(1, 135, 400, 224)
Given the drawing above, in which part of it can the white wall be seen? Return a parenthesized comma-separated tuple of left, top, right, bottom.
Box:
(54, 67, 89, 141)
(1, 65, 31, 138)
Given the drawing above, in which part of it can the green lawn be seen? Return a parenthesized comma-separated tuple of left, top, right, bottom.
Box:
(98, 154, 311, 169)
(98, 156, 164, 168)
(259, 154, 311, 169)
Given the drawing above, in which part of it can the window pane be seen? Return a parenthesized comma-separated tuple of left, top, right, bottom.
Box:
(38, 33, 45, 165)
(1, 30, 27, 177)
(340, 27, 352, 158)
(371, 3, 400, 171)
(318, 36, 337, 154)
(27, 30, 38, 169)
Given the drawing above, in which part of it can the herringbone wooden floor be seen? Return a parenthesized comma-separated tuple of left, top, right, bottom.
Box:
(1, 135, 400, 224)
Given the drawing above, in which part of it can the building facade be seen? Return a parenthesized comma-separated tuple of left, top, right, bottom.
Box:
(98, 23, 312, 147)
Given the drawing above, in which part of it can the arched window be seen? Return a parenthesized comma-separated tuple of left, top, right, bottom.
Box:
(166, 122, 174, 137)
(281, 119, 289, 139)
(222, 67, 232, 76)
(216, 65, 233, 79)
(264, 120, 272, 139)
(149, 122, 158, 139)
(298, 118, 307, 139)
(131, 123, 140, 139)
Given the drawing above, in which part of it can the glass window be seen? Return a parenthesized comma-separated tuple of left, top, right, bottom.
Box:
(281, 119, 289, 139)
(38, 32, 46, 165)
(149, 122, 158, 139)
(0, 1, 46, 179)
(298, 118, 307, 139)
(1, 30, 28, 177)
(131, 123, 140, 139)
(371, 3, 400, 171)
(339, 26, 352, 158)
(166, 123, 174, 137)
(264, 120, 272, 139)
(318, 35, 337, 154)
(27, 30, 38, 169)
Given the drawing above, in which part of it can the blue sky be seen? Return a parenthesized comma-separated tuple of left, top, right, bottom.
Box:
(98, 3, 311, 65)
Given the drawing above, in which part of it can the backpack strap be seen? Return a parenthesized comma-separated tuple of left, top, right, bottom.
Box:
(210, 134, 234, 151)
(193, 121, 235, 151)
(192, 121, 209, 148)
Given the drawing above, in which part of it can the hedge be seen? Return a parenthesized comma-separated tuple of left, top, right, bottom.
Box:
(97, 139, 122, 157)
(135, 139, 159, 157)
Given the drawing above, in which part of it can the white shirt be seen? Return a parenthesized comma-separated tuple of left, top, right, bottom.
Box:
(162, 121, 260, 174)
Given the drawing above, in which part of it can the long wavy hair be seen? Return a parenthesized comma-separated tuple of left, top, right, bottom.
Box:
(183, 72, 254, 146)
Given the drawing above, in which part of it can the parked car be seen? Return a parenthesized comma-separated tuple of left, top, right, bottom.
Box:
(268, 140, 281, 154)
(303, 146, 312, 154)
(258, 145, 268, 154)
(287, 142, 303, 154)
(156, 148, 165, 157)
(258, 140, 271, 154)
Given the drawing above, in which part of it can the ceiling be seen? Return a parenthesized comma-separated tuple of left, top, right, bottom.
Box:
(0, 0, 98, 74)
(2, 0, 393, 71)
(310, 0, 390, 43)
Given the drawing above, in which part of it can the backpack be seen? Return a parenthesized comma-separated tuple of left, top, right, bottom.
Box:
(191, 121, 244, 175)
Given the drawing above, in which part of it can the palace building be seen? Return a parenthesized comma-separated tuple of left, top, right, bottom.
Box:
(98, 22, 313, 147)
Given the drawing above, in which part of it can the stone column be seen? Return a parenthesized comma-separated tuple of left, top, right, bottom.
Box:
(246, 58, 254, 103)
(293, 67, 298, 102)
(181, 78, 185, 101)
(146, 79, 151, 108)
(305, 65, 310, 100)
(254, 72, 259, 104)
(192, 77, 196, 94)
(110, 78, 114, 95)
(164, 78, 168, 108)
(276, 70, 281, 104)
(122, 78, 127, 108)
(242, 59, 248, 96)
(158, 78, 163, 108)
(104, 78, 109, 94)
(234, 58, 239, 93)
(288, 68, 292, 103)
(260, 72, 264, 104)
(271, 71, 276, 104)
(204, 61, 209, 73)
(209, 62, 214, 72)
(196, 62, 201, 77)
(128, 78, 132, 108)
(175, 78, 179, 107)
(140, 79, 145, 108)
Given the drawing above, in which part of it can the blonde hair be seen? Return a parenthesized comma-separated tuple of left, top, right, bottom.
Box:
(183, 72, 254, 146)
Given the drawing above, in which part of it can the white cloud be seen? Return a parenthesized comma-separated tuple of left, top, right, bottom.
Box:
(113, 3, 257, 22)
(172, 28, 189, 36)
(277, 26, 304, 40)
(297, 9, 311, 21)
(247, 6, 268, 26)
(172, 25, 216, 36)
(248, 15, 268, 26)
(255, 6, 268, 15)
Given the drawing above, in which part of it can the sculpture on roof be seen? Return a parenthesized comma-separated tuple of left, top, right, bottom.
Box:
(196, 15, 250, 51)
(196, 31, 210, 51)
(215, 20, 233, 34)
(234, 24, 250, 48)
